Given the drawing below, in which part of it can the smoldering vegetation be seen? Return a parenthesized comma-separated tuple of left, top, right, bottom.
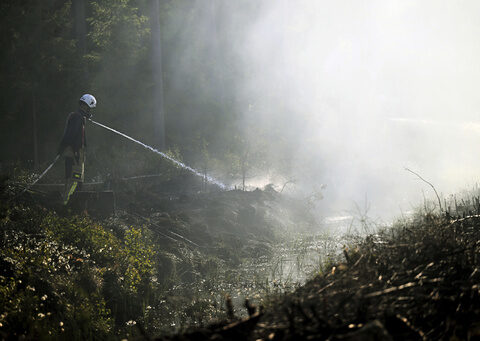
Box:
(256, 214, 480, 340)
(5, 164, 480, 340)
(2, 1, 480, 340)
(158, 213, 480, 341)
(2, 174, 341, 339)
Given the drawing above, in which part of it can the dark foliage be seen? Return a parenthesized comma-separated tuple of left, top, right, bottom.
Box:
(1, 175, 318, 339)
(163, 214, 480, 340)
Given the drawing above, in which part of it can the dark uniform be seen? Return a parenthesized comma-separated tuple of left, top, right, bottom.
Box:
(58, 110, 87, 202)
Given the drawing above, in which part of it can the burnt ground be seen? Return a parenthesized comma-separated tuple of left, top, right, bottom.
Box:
(8, 174, 480, 340)
(158, 214, 480, 341)
(5, 175, 322, 336)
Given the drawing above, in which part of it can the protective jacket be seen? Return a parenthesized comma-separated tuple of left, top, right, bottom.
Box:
(58, 111, 87, 154)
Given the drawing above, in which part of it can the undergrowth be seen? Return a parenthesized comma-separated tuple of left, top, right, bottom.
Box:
(0, 176, 330, 339)
(250, 212, 480, 340)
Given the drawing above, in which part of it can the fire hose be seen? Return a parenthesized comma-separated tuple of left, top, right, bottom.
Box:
(14, 154, 60, 199)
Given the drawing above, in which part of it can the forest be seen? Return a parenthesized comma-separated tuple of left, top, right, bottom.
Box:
(0, 0, 292, 189)
(2, 1, 480, 340)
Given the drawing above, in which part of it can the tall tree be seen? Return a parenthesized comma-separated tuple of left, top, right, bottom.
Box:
(72, 0, 86, 54)
(150, 0, 166, 150)
(32, 90, 39, 169)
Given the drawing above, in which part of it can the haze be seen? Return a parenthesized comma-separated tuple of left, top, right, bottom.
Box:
(4, 1, 480, 222)
(210, 0, 480, 219)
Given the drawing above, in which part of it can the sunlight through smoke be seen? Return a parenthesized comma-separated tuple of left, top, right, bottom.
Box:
(89, 119, 230, 189)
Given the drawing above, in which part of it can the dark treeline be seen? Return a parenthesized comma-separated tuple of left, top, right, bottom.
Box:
(0, 1, 288, 186)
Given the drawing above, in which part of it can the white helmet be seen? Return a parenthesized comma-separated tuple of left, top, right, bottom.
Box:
(79, 94, 97, 108)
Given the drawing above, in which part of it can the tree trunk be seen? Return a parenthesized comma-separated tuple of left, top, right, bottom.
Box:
(32, 90, 38, 170)
(72, 0, 87, 54)
(150, 0, 166, 150)
(241, 159, 246, 191)
(242, 169, 246, 191)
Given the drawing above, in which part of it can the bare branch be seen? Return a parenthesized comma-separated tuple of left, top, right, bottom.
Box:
(405, 168, 443, 213)
(280, 179, 296, 193)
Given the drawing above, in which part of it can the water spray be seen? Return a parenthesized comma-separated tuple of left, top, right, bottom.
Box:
(89, 119, 230, 189)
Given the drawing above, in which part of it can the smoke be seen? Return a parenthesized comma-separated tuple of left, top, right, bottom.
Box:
(89, 119, 229, 189)
(161, 1, 480, 220)
(226, 0, 480, 219)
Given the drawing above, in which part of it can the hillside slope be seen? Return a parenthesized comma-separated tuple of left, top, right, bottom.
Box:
(0, 177, 317, 339)
(161, 214, 480, 340)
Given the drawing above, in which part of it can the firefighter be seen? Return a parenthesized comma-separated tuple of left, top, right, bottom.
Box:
(57, 94, 96, 204)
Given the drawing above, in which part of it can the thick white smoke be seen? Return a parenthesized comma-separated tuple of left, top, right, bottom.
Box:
(232, 0, 480, 219)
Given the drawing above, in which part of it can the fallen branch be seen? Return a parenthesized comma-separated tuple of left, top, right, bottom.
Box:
(365, 281, 416, 298)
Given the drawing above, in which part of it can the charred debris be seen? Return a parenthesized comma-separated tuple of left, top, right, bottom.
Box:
(159, 214, 480, 341)
(3, 175, 480, 340)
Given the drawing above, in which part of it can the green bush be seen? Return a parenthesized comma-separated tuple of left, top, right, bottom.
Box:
(0, 196, 161, 338)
